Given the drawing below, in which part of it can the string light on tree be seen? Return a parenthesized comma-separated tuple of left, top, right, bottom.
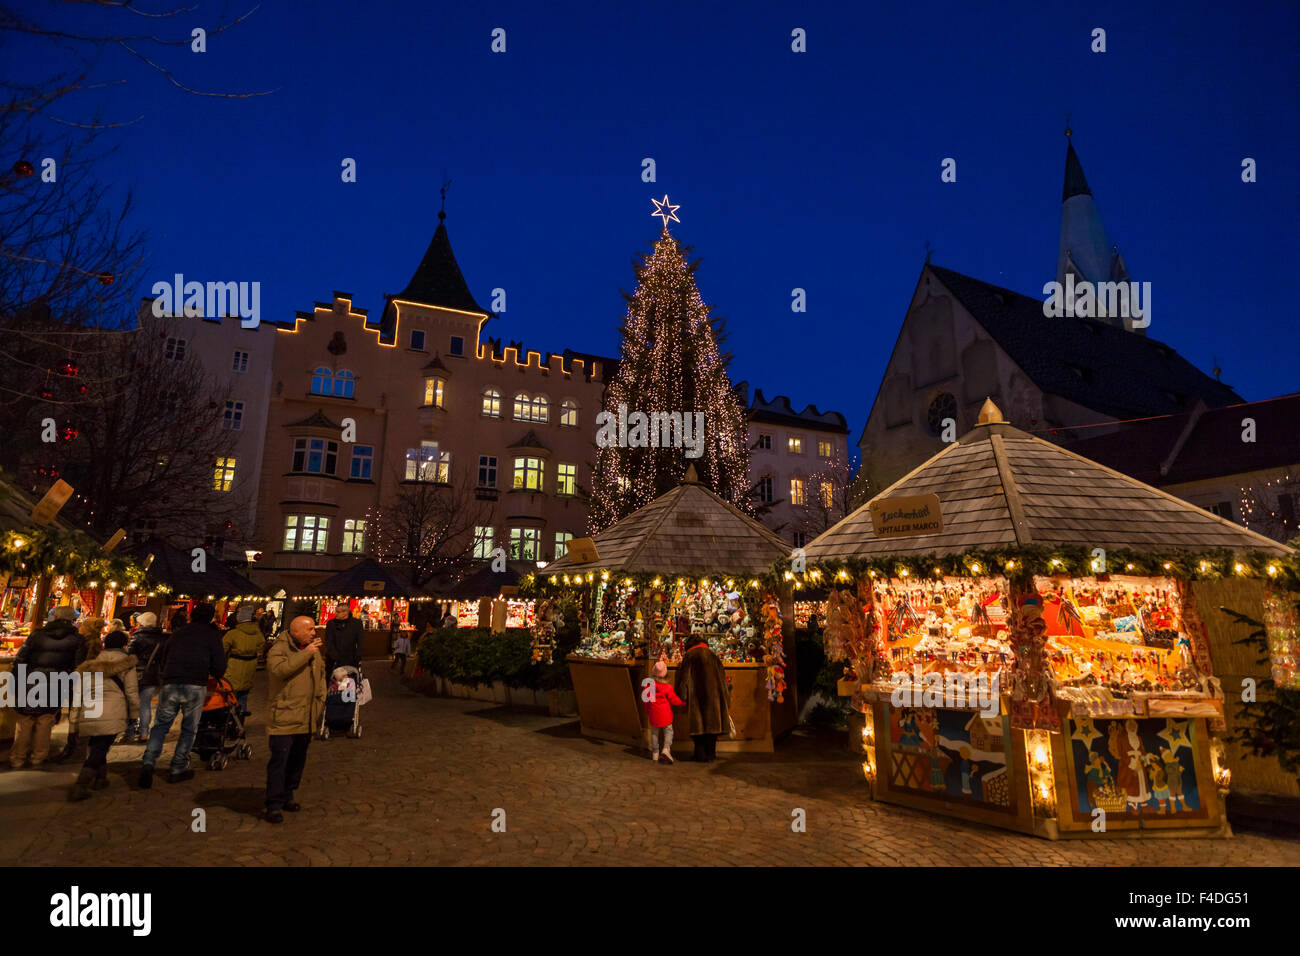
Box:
(590, 198, 751, 529)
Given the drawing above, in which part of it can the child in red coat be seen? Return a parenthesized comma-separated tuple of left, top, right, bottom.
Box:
(645, 659, 684, 763)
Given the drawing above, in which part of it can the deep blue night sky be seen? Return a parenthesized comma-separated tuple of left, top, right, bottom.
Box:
(10, 0, 1298, 453)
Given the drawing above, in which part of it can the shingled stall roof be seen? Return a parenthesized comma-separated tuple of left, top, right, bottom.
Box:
(544, 467, 790, 576)
(309, 558, 417, 598)
(926, 265, 1242, 420)
(124, 538, 264, 598)
(807, 401, 1292, 561)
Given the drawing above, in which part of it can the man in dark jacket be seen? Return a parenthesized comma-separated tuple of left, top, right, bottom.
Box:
(9, 606, 81, 768)
(324, 603, 363, 676)
(138, 602, 226, 788)
(125, 612, 164, 742)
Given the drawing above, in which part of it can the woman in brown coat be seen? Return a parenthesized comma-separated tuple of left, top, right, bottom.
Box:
(673, 635, 731, 762)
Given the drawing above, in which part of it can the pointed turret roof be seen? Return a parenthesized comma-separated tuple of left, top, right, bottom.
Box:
(396, 216, 487, 315)
(1062, 139, 1092, 201)
(1055, 134, 1133, 329)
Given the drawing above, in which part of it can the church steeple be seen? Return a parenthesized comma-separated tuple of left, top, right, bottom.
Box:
(1055, 130, 1138, 333)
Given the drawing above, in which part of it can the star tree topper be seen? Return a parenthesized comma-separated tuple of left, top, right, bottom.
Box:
(650, 194, 681, 229)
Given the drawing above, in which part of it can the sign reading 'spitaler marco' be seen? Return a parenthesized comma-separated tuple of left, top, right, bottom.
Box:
(869, 494, 944, 539)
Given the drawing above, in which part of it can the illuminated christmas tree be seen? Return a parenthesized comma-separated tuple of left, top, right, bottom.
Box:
(590, 197, 751, 530)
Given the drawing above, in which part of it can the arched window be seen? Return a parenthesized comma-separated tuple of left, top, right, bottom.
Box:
(482, 389, 501, 418)
(333, 369, 355, 398)
(513, 392, 548, 422)
(311, 367, 332, 395)
(513, 392, 529, 420)
(560, 399, 578, 427)
(531, 395, 549, 423)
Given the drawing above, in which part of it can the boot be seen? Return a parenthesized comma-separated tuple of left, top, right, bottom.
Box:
(68, 767, 94, 801)
(51, 732, 79, 764)
(90, 765, 109, 790)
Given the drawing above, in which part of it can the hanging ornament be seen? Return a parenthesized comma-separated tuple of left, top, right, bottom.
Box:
(13, 159, 35, 177)
(97, 272, 115, 286)
(60, 426, 78, 441)
(58, 361, 78, 377)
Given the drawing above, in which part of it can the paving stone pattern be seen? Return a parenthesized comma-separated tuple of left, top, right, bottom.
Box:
(2, 665, 1298, 866)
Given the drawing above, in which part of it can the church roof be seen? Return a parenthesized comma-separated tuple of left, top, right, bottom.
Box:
(926, 264, 1242, 419)
(544, 468, 790, 575)
(395, 219, 487, 315)
(808, 409, 1292, 560)
(1057, 393, 1300, 488)
(1062, 139, 1092, 201)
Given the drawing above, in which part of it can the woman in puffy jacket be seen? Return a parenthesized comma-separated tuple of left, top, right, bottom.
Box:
(67, 629, 139, 800)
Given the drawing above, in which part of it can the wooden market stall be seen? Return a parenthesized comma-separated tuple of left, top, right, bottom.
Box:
(804, 399, 1293, 839)
(303, 558, 430, 658)
(121, 537, 266, 629)
(442, 561, 538, 631)
(539, 466, 797, 754)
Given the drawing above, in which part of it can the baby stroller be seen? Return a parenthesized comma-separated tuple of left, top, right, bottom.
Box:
(319, 665, 365, 740)
(195, 676, 252, 770)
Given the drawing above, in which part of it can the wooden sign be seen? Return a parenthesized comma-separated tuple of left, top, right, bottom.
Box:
(565, 536, 599, 563)
(868, 493, 943, 539)
(499, 585, 520, 596)
(363, 580, 387, 593)
(31, 479, 74, 526)
(102, 528, 126, 553)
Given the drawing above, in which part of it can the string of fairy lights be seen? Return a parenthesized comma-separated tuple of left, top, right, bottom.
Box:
(589, 199, 751, 531)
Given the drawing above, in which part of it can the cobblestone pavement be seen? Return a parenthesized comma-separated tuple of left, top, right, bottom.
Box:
(3, 664, 1298, 866)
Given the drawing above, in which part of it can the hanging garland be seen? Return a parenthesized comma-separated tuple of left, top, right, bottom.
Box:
(777, 544, 1296, 588)
(0, 528, 147, 585)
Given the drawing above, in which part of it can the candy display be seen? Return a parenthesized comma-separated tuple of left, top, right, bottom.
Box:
(1263, 589, 1300, 689)
(530, 598, 565, 664)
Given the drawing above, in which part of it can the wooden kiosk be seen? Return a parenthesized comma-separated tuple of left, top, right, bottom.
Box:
(304, 558, 427, 659)
(804, 400, 1293, 839)
(540, 467, 798, 754)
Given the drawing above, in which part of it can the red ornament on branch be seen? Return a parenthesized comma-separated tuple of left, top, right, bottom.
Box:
(97, 272, 114, 286)
(13, 159, 35, 177)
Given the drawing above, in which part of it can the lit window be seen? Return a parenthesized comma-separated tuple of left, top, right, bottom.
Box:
(818, 440, 832, 458)
(509, 528, 540, 560)
(788, 436, 803, 454)
(283, 515, 330, 553)
(555, 532, 573, 559)
(473, 526, 494, 559)
(292, 437, 339, 475)
(793, 531, 807, 548)
(406, 441, 449, 482)
(350, 445, 373, 480)
(213, 456, 237, 492)
(759, 476, 773, 503)
(790, 478, 805, 505)
(556, 463, 577, 496)
(560, 400, 579, 427)
(758, 434, 772, 450)
(821, 482, 834, 508)
(424, 377, 445, 408)
(165, 337, 186, 361)
(617, 475, 631, 493)
(449, 336, 464, 356)
(333, 369, 355, 398)
(232, 350, 249, 373)
(409, 329, 426, 350)
(223, 400, 244, 431)
(478, 455, 498, 488)
(311, 368, 332, 395)
(482, 389, 501, 417)
(513, 457, 543, 491)
(341, 519, 366, 554)
(513, 392, 548, 422)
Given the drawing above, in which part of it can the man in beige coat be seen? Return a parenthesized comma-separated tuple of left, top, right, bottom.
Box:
(264, 615, 326, 823)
